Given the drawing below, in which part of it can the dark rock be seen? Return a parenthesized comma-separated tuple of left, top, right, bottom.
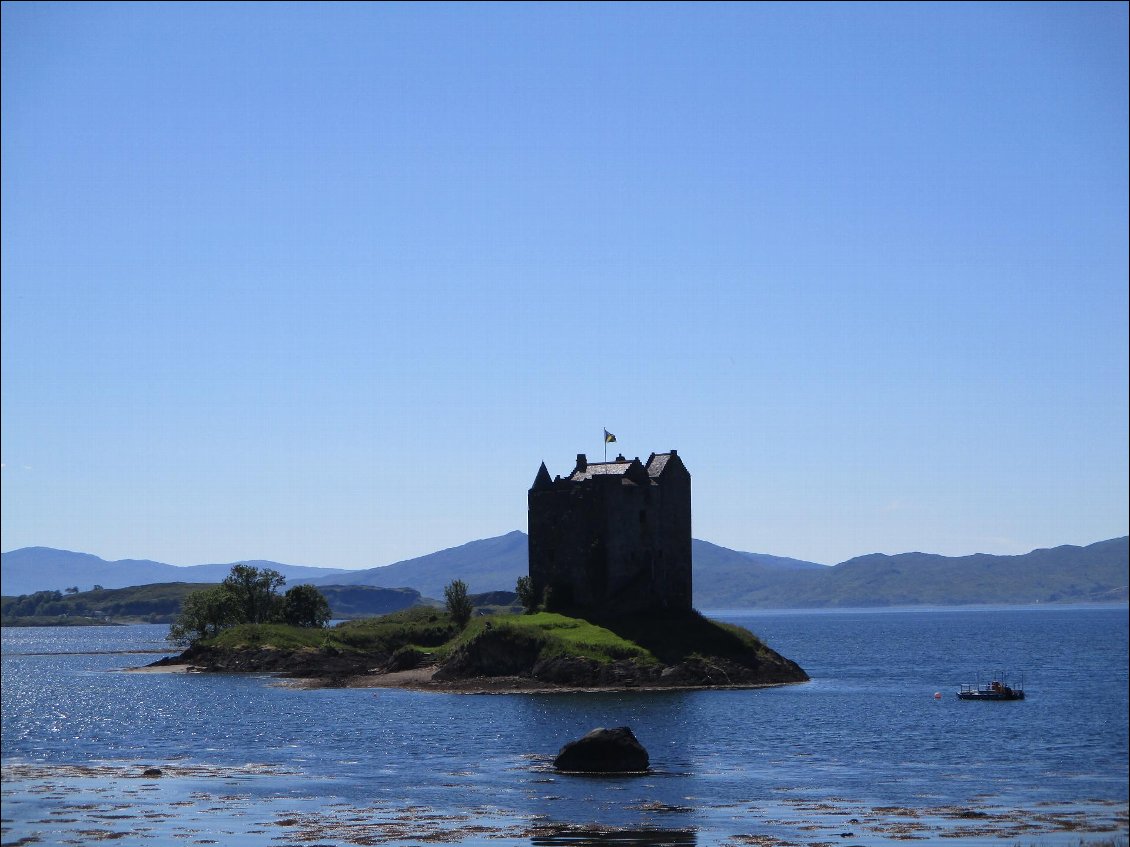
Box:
(553, 726, 649, 773)
(532, 655, 601, 685)
(433, 627, 542, 680)
(160, 645, 375, 679)
(146, 655, 189, 667)
(141, 768, 162, 777)
(385, 646, 433, 673)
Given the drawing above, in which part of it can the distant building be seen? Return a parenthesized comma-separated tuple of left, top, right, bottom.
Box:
(527, 450, 692, 616)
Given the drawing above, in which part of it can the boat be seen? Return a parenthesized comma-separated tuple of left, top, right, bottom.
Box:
(957, 675, 1025, 701)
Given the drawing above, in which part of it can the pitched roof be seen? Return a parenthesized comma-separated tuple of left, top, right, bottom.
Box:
(569, 461, 633, 482)
(646, 452, 676, 477)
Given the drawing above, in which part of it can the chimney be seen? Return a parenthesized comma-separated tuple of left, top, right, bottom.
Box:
(575, 453, 588, 472)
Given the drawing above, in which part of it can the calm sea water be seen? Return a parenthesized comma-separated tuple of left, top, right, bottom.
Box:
(2, 606, 1127, 846)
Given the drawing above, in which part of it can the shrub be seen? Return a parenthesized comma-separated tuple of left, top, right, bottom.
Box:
(444, 579, 473, 629)
(515, 576, 538, 613)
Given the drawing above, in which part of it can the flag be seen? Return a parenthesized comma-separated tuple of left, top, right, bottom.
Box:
(604, 429, 617, 444)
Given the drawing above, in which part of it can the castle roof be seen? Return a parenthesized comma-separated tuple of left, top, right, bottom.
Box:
(531, 450, 683, 491)
(567, 453, 651, 486)
(569, 460, 633, 481)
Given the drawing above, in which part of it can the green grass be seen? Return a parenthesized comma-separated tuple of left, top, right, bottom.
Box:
(589, 609, 769, 665)
(207, 623, 327, 651)
(197, 606, 773, 675)
(505, 612, 656, 662)
(438, 611, 657, 665)
(204, 606, 460, 655)
(332, 606, 458, 653)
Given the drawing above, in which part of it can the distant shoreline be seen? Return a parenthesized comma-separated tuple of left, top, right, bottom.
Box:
(7, 598, 1127, 628)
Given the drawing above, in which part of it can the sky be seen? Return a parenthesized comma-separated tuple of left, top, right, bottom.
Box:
(2, 2, 1127, 570)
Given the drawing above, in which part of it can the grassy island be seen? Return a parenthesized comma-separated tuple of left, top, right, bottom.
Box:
(160, 605, 809, 691)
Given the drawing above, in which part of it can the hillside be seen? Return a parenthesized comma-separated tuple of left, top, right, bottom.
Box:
(0, 582, 430, 625)
(302, 531, 531, 597)
(0, 582, 214, 625)
(3, 535, 1126, 610)
(300, 533, 828, 601)
(0, 547, 350, 597)
(306, 534, 1129, 607)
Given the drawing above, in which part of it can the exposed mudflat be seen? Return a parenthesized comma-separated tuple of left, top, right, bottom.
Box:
(2, 761, 1126, 846)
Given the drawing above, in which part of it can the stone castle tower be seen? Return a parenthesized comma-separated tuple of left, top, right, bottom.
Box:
(527, 450, 692, 616)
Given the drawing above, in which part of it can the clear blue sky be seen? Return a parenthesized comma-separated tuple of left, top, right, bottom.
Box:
(2, 2, 1127, 569)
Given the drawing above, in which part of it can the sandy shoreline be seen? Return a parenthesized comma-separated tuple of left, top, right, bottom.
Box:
(127, 662, 800, 695)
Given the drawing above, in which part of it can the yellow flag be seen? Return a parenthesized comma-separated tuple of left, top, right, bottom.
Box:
(604, 429, 616, 444)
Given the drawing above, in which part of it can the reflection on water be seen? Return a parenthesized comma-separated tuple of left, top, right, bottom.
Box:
(530, 828, 696, 847)
(2, 608, 1127, 847)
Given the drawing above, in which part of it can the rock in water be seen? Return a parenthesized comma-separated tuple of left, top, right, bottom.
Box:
(553, 726, 649, 773)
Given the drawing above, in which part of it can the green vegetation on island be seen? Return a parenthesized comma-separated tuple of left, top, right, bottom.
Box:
(167, 565, 331, 644)
(154, 568, 808, 690)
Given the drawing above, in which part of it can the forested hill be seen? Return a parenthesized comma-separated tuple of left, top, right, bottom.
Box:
(3, 535, 1126, 609)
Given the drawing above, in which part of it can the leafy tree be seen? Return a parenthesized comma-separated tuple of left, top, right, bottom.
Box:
(167, 564, 289, 646)
(444, 579, 473, 629)
(65, 586, 79, 595)
(168, 586, 239, 645)
(515, 576, 538, 614)
(281, 584, 332, 628)
(222, 564, 285, 624)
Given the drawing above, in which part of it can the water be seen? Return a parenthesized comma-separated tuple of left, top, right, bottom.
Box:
(2, 606, 1127, 846)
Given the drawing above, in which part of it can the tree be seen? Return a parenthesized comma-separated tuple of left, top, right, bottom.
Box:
(515, 576, 538, 614)
(222, 564, 286, 624)
(167, 586, 239, 645)
(166, 564, 289, 646)
(444, 579, 473, 629)
(65, 586, 79, 595)
(281, 584, 332, 628)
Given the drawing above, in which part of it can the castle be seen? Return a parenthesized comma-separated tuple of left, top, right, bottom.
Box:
(527, 450, 692, 616)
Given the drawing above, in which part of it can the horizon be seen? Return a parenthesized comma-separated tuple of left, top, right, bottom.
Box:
(5, 530, 1127, 573)
(3, 4, 1127, 569)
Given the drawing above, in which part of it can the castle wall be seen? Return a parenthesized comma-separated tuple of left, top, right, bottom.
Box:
(527, 451, 692, 616)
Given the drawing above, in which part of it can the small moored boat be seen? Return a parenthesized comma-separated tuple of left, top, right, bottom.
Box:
(957, 675, 1025, 701)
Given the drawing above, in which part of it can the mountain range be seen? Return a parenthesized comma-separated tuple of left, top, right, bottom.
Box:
(2, 533, 1126, 609)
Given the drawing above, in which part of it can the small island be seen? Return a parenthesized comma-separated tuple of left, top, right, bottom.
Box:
(152, 604, 808, 692)
(150, 449, 809, 692)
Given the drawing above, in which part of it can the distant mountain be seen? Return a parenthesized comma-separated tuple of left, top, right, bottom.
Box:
(3, 535, 1126, 609)
(301, 531, 530, 599)
(693, 537, 1128, 608)
(308, 585, 425, 618)
(299, 533, 827, 601)
(300, 534, 1128, 607)
(0, 547, 349, 597)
